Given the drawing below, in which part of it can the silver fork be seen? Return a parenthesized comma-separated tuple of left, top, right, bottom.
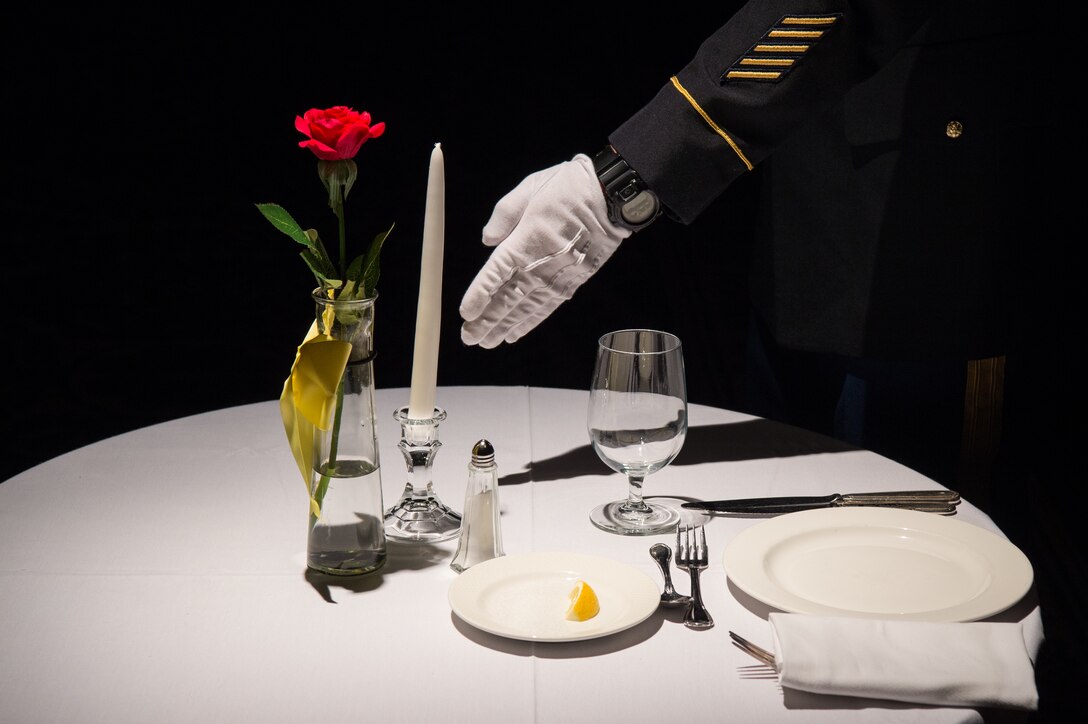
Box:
(728, 630, 777, 670)
(675, 525, 714, 629)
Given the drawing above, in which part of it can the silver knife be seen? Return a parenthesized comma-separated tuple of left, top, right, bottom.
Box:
(680, 490, 961, 515)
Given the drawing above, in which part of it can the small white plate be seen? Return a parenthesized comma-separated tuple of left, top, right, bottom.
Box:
(448, 552, 660, 642)
(722, 507, 1033, 622)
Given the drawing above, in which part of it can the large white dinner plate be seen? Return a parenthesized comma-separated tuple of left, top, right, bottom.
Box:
(448, 552, 660, 642)
(722, 507, 1033, 622)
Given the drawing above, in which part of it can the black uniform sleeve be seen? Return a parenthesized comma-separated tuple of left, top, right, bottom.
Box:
(609, 0, 940, 223)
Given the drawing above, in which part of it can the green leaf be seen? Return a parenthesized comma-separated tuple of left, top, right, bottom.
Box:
(344, 254, 364, 294)
(300, 248, 338, 286)
(256, 203, 312, 247)
(304, 229, 335, 271)
(360, 223, 394, 297)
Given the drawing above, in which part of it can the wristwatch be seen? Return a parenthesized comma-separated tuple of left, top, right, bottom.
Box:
(592, 144, 661, 232)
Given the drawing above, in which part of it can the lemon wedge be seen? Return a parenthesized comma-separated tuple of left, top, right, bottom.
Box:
(564, 580, 600, 621)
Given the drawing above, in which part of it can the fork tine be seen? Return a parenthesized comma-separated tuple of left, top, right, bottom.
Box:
(695, 525, 708, 564)
(728, 631, 778, 669)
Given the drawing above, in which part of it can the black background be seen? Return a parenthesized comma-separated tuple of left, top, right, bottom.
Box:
(3, 5, 1083, 716)
(4, 5, 757, 483)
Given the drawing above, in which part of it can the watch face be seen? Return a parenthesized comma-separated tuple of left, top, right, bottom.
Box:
(621, 190, 658, 225)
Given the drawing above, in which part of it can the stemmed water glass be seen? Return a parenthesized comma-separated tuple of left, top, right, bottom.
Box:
(587, 329, 688, 535)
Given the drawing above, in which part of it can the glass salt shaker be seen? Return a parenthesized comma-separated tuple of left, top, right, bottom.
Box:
(450, 439, 504, 572)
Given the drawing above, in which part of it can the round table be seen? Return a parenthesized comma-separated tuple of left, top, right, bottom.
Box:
(0, 386, 1038, 723)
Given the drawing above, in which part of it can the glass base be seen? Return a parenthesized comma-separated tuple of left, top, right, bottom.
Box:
(307, 549, 387, 576)
(384, 488, 462, 543)
(590, 499, 681, 536)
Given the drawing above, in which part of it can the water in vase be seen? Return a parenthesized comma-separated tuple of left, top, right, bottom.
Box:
(308, 459, 386, 575)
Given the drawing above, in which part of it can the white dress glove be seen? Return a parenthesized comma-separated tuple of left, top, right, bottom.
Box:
(459, 154, 630, 348)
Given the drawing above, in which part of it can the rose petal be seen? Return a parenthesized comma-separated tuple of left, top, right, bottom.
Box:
(294, 115, 311, 137)
(298, 138, 342, 161)
(335, 124, 371, 159)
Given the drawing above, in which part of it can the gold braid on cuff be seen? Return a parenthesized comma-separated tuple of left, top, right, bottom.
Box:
(669, 75, 753, 171)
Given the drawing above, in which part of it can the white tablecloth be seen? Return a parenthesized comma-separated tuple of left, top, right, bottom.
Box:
(0, 386, 1039, 723)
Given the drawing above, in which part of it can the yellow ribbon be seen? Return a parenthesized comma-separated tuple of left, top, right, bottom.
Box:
(279, 314, 351, 518)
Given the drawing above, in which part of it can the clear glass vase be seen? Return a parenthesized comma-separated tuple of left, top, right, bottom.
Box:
(307, 290, 387, 575)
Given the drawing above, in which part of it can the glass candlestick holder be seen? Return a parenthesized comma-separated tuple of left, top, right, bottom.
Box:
(384, 406, 462, 542)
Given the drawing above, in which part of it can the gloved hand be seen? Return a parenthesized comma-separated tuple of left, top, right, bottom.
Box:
(459, 154, 630, 348)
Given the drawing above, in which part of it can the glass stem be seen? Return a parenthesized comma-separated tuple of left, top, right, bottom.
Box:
(624, 474, 650, 512)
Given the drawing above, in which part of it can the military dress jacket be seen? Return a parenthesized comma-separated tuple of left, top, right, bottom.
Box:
(610, 0, 1052, 360)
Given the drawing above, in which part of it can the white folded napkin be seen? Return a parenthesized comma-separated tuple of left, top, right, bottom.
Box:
(768, 611, 1043, 710)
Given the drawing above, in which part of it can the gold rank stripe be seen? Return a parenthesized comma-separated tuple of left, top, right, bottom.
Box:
(739, 57, 795, 67)
(781, 16, 837, 25)
(669, 75, 753, 171)
(753, 44, 809, 53)
(726, 70, 783, 80)
(723, 13, 840, 83)
(767, 29, 825, 38)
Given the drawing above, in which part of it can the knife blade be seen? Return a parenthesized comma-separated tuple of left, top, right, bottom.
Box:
(680, 490, 960, 515)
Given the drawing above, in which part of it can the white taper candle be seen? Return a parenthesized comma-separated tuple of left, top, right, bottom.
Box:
(408, 142, 445, 419)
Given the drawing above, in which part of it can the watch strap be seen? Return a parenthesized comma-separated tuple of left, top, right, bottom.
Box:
(592, 145, 660, 231)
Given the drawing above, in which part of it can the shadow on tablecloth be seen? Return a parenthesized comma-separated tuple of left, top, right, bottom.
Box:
(499, 418, 858, 486)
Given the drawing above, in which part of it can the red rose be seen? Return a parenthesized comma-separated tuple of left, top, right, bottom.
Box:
(295, 106, 386, 161)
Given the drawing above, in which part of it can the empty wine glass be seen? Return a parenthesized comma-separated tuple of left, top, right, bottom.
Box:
(587, 329, 688, 535)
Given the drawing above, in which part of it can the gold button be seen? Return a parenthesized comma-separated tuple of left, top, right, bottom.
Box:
(946, 120, 963, 138)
